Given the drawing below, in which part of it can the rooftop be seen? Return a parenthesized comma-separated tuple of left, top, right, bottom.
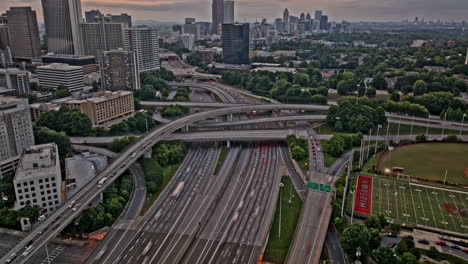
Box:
(37, 63, 83, 71)
(42, 54, 96, 60)
(0, 68, 29, 75)
(15, 144, 59, 181)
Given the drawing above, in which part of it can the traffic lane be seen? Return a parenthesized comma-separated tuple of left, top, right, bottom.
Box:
(325, 225, 346, 264)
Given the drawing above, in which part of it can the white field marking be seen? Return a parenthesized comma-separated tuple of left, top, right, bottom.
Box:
(393, 181, 399, 221)
(459, 193, 467, 209)
(417, 188, 429, 224)
(410, 183, 468, 195)
(399, 183, 410, 223)
(441, 191, 459, 231)
(408, 183, 419, 226)
(424, 189, 439, 229)
(385, 180, 391, 219)
(434, 190, 451, 229)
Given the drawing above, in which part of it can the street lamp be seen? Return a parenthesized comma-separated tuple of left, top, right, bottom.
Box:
(459, 113, 467, 139)
(355, 247, 362, 264)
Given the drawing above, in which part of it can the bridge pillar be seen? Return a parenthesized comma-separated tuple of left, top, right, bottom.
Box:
(227, 140, 231, 148)
(144, 148, 152, 159)
(229, 113, 233, 122)
(183, 125, 189, 132)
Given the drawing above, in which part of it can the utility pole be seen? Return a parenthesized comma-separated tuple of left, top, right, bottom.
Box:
(396, 118, 401, 143)
(425, 117, 430, 139)
(459, 113, 466, 139)
(385, 121, 390, 148)
(375, 125, 381, 155)
(441, 112, 447, 139)
(366, 129, 372, 160)
(410, 115, 415, 139)
(444, 170, 448, 185)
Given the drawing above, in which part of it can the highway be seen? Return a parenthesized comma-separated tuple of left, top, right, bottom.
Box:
(1, 103, 328, 264)
(177, 144, 281, 264)
(194, 115, 327, 128)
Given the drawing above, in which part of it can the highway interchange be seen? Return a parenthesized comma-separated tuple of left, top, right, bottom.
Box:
(4, 79, 467, 264)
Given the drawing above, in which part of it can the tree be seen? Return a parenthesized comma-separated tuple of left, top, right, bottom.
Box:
(34, 126, 71, 159)
(371, 73, 388, 90)
(324, 136, 345, 157)
(36, 107, 92, 136)
(108, 135, 137, 153)
(55, 85, 71, 98)
(369, 228, 382, 250)
(139, 85, 157, 100)
(291, 145, 307, 160)
(337, 80, 357, 95)
(294, 73, 311, 87)
(390, 91, 400, 101)
(186, 51, 203, 67)
(372, 247, 397, 264)
(413, 80, 427, 96)
(364, 215, 382, 230)
(30, 82, 39, 90)
(398, 253, 419, 264)
(341, 223, 371, 260)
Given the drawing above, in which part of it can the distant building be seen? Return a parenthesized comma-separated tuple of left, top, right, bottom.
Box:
(85, 9, 101, 23)
(223, 1, 234, 24)
(320, 15, 329, 30)
(222, 23, 249, 65)
(0, 68, 30, 94)
(184, 23, 201, 40)
(37, 63, 84, 92)
(5, 7, 41, 60)
(42, 54, 97, 74)
(109, 13, 132, 27)
(196, 22, 212, 35)
(212, 0, 224, 34)
(13, 143, 62, 214)
(65, 152, 108, 199)
(0, 97, 35, 165)
(124, 27, 160, 73)
(283, 8, 289, 24)
(0, 47, 13, 68)
(29, 102, 60, 122)
(179, 34, 196, 50)
(99, 49, 140, 91)
(41, 0, 83, 55)
(80, 15, 125, 58)
(64, 90, 134, 126)
(314, 10, 322, 21)
(0, 15, 9, 50)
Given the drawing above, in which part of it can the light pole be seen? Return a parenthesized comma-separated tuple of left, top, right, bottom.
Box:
(385, 121, 390, 148)
(425, 117, 430, 139)
(396, 117, 401, 143)
(441, 112, 447, 139)
(410, 115, 415, 139)
(366, 129, 372, 161)
(355, 247, 362, 264)
(279, 182, 284, 239)
(459, 113, 467, 139)
(375, 124, 382, 155)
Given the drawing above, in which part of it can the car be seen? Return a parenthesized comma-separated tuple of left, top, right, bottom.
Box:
(462, 248, 468, 253)
(387, 242, 397, 248)
(6, 253, 17, 263)
(450, 244, 461, 250)
(386, 233, 398, 238)
(435, 241, 447, 246)
(418, 239, 430, 245)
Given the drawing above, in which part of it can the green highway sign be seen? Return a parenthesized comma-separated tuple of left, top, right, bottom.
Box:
(307, 181, 332, 193)
(307, 181, 319, 190)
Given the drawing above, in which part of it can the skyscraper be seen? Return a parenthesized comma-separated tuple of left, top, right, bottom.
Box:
(0, 15, 10, 49)
(223, 1, 234, 24)
(99, 49, 140, 91)
(283, 8, 289, 23)
(41, 0, 83, 55)
(212, 0, 224, 34)
(5, 7, 41, 60)
(124, 28, 160, 73)
(110, 14, 132, 27)
(222, 23, 249, 65)
(314, 10, 322, 20)
(85, 9, 101, 23)
(320, 15, 328, 30)
(80, 15, 125, 58)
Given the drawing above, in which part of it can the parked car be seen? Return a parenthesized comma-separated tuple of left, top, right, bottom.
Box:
(462, 248, 468, 253)
(450, 244, 461, 250)
(386, 233, 398, 238)
(435, 241, 447, 246)
(418, 239, 430, 245)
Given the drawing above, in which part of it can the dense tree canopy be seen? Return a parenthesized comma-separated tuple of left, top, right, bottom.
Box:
(36, 107, 92, 136)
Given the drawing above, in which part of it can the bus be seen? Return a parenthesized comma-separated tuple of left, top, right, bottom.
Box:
(171, 182, 185, 198)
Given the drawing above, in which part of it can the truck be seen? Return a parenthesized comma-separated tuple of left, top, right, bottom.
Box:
(142, 241, 153, 256)
(171, 182, 185, 198)
(97, 177, 108, 188)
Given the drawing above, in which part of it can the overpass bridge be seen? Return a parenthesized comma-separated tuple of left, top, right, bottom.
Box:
(1, 103, 329, 264)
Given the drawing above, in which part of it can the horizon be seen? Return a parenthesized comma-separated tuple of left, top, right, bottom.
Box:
(1, 0, 467, 24)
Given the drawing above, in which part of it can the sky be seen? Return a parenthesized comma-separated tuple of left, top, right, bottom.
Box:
(1, 0, 467, 23)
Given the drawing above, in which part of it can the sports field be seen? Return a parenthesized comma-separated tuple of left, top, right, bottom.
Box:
(364, 175, 468, 234)
(377, 143, 468, 185)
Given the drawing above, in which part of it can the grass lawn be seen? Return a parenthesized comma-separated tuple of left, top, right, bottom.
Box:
(140, 159, 183, 215)
(263, 176, 303, 264)
(377, 143, 468, 185)
(214, 146, 228, 175)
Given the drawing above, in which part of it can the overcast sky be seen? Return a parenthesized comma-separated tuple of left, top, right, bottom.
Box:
(1, 0, 467, 23)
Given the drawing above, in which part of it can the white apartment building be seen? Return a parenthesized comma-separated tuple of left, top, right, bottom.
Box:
(124, 27, 160, 73)
(13, 143, 62, 214)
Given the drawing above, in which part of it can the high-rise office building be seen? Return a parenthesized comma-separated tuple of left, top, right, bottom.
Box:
(179, 34, 196, 50)
(80, 15, 125, 58)
(42, 54, 97, 74)
(124, 28, 160, 73)
(99, 49, 140, 91)
(5, 7, 41, 60)
(41, 0, 84, 55)
(0, 48, 12, 68)
(196, 22, 212, 35)
(0, 68, 30, 94)
(212, 0, 224, 34)
(13, 143, 62, 214)
(283, 8, 289, 23)
(85, 9, 101, 23)
(223, 1, 234, 24)
(0, 97, 35, 163)
(184, 24, 201, 40)
(110, 13, 132, 27)
(0, 15, 10, 50)
(222, 23, 249, 65)
(314, 10, 322, 21)
(37, 63, 84, 92)
(320, 15, 328, 30)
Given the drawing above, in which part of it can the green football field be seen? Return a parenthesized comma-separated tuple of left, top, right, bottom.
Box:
(369, 175, 468, 234)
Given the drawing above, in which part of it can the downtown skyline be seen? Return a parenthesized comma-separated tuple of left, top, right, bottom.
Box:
(1, 0, 468, 23)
